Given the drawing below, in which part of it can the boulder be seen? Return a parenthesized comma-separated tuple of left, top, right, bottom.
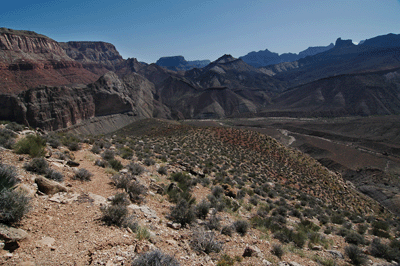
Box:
(0, 224, 28, 242)
(35, 176, 68, 195)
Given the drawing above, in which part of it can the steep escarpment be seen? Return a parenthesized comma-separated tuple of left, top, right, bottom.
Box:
(0, 72, 160, 131)
(60, 41, 125, 75)
(0, 28, 99, 93)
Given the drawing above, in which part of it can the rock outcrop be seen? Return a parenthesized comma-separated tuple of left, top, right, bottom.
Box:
(0, 28, 99, 93)
(0, 72, 158, 131)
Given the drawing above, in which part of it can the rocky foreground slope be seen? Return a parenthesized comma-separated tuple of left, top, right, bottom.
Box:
(0, 120, 399, 265)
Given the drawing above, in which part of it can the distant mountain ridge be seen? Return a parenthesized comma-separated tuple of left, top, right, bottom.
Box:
(240, 43, 334, 68)
(155, 56, 210, 71)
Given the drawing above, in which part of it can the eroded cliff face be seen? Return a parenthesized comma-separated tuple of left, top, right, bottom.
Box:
(60, 41, 126, 75)
(0, 28, 100, 93)
(0, 72, 160, 131)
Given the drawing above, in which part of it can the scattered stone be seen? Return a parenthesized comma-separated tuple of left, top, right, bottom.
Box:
(15, 183, 36, 198)
(0, 224, 29, 242)
(66, 160, 80, 167)
(49, 192, 80, 204)
(327, 250, 344, 259)
(149, 182, 164, 194)
(167, 222, 181, 230)
(262, 259, 272, 265)
(128, 205, 158, 219)
(37, 236, 55, 248)
(242, 245, 262, 257)
(35, 176, 68, 195)
(311, 245, 323, 251)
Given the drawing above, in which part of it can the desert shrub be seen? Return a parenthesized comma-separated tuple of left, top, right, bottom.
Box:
(168, 199, 195, 226)
(331, 214, 345, 225)
(195, 199, 211, 219)
(273, 228, 292, 244)
(136, 225, 151, 241)
(221, 225, 233, 236)
(212, 186, 224, 198)
(205, 212, 221, 231)
(45, 133, 61, 149)
(0, 128, 17, 148)
(216, 254, 235, 266)
(144, 158, 155, 166)
(357, 223, 368, 235)
(297, 219, 320, 233)
(108, 159, 123, 171)
(60, 134, 81, 151)
(101, 149, 115, 161)
(317, 214, 330, 225)
(5, 122, 24, 132)
(126, 181, 147, 204)
(249, 195, 259, 206)
(111, 192, 130, 206)
(272, 206, 288, 216)
(111, 174, 135, 190)
(128, 163, 145, 176)
(272, 244, 285, 259)
(345, 232, 365, 246)
(233, 220, 250, 236)
(24, 157, 49, 175)
(14, 134, 46, 157)
(345, 245, 367, 266)
(122, 215, 139, 232)
(157, 165, 168, 175)
(90, 144, 101, 154)
(119, 147, 133, 159)
(290, 208, 303, 218)
(372, 220, 390, 231)
(0, 163, 19, 191)
(372, 227, 391, 238)
(370, 238, 400, 262)
(45, 169, 64, 182)
(0, 189, 31, 225)
(100, 200, 128, 227)
(131, 249, 179, 266)
(73, 168, 93, 181)
(190, 227, 223, 254)
(292, 230, 307, 248)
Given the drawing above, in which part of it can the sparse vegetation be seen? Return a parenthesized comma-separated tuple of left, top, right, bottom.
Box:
(0, 188, 31, 225)
(190, 227, 223, 254)
(73, 168, 93, 181)
(131, 249, 179, 266)
(24, 157, 49, 174)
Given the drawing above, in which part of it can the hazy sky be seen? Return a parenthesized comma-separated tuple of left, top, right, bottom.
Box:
(2, 0, 400, 63)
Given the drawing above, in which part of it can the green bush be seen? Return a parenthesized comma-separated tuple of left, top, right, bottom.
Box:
(14, 134, 46, 157)
(190, 227, 223, 254)
(345, 245, 367, 266)
(0, 163, 19, 191)
(73, 168, 93, 181)
(0, 189, 31, 225)
(24, 157, 49, 175)
(0, 128, 17, 149)
(272, 244, 285, 259)
(168, 199, 195, 226)
(195, 199, 211, 219)
(126, 181, 147, 204)
(233, 220, 250, 236)
(108, 159, 123, 171)
(345, 232, 365, 246)
(370, 238, 400, 262)
(331, 214, 345, 225)
(131, 250, 180, 266)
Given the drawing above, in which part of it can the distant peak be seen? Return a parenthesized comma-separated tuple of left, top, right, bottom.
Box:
(335, 38, 355, 48)
(214, 54, 237, 64)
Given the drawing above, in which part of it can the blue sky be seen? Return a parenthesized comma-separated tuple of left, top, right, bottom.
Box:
(2, 0, 400, 63)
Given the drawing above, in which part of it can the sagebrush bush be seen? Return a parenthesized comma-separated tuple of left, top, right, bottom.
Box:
(205, 213, 221, 231)
(108, 159, 123, 171)
(111, 192, 130, 206)
(168, 199, 195, 226)
(95, 159, 109, 168)
(272, 244, 285, 259)
(190, 227, 223, 254)
(370, 238, 400, 262)
(14, 134, 46, 157)
(131, 250, 180, 266)
(0, 128, 17, 149)
(111, 174, 135, 190)
(157, 165, 168, 175)
(91, 144, 101, 154)
(233, 220, 250, 236)
(0, 189, 31, 225)
(73, 168, 93, 181)
(45, 169, 64, 182)
(101, 149, 115, 161)
(221, 225, 233, 236)
(345, 231, 365, 246)
(5, 122, 24, 132)
(144, 158, 155, 166)
(126, 181, 147, 203)
(100, 202, 128, 226)
(0, 163, 19, 191)
(128, 163, 144, 175)
(195, 199, 211, 219)
(24, 157, 49, 175)
(345, 245, 367, 266)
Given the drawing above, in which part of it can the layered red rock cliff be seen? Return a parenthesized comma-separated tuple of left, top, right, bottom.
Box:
(0, 28, 99, 93)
